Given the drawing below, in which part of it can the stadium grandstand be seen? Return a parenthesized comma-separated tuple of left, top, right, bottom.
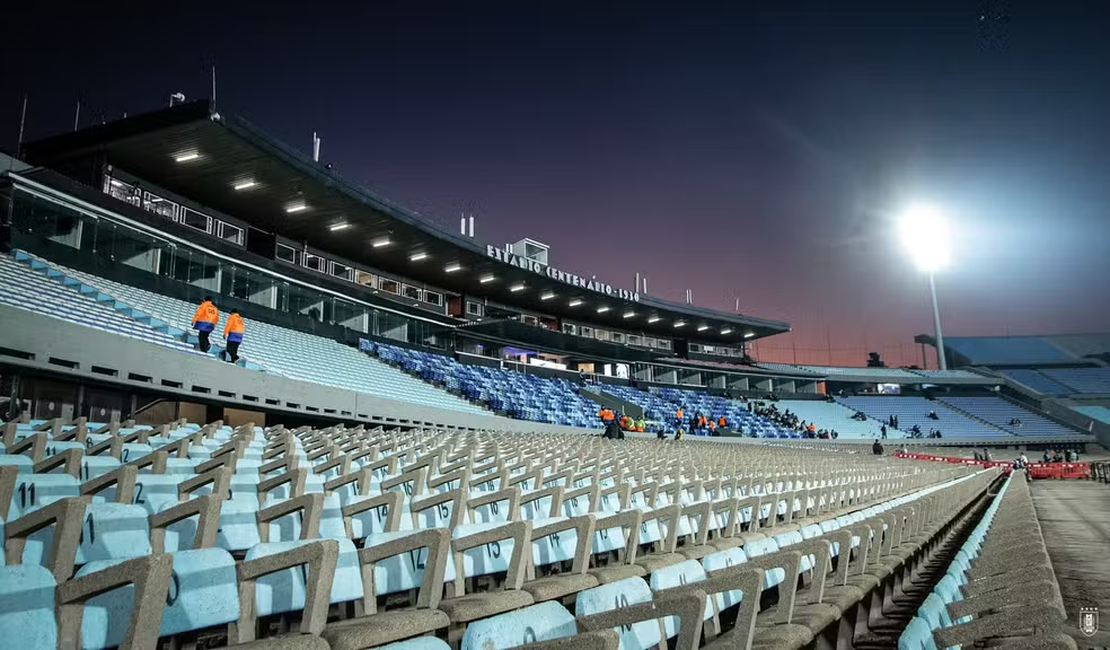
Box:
(0, 102, 1105, 649)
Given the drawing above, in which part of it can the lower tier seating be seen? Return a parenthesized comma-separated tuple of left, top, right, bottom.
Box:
(0, 414, 1018, 650)
(899, 474, 1074, 649)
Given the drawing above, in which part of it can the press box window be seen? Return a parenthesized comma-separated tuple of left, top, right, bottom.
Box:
(276, 244, 298, 265)
(143, 192, 178, 220)
(330, 261, 353, 281)
(466, 301, 484, 317)
(302, 253, 325, 273)
(181, 208, 211, 234)
(423, 290, 443, 306)
(355, 270, 377, 288)
(403, 285, 421, 301)
(562, 323, 579, 335)
(218, 222, 244, 246)
(379, 278, 400, 295)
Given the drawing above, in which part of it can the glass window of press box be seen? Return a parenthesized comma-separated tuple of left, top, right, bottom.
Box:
(7, 186, 447, 348)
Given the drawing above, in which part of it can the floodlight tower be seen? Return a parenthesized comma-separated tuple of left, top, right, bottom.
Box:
(900, 205, 950, 370)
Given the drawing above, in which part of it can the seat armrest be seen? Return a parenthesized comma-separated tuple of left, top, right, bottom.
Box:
(34, 448, 83, 477)
(81, 465, 137, 504)
(57, 553, 174, 650)
(641, 504, 682, 553)
(594, 508, 644, 564)
(256, 468, 308, 503)
(788, 538, 832, 604)
(126, 449, 167, 474)
(744, 550, 803, 624)
(932, 605, 1065, 649)
(452, 520, 533, 590)
(359, 527, 451, 612)
(466, 487, 522, 521)
(256, 493, 324, 541)
(177, 466, 232, 500)
(577, 590, 707, 650)
(341, 490, 404, 536)
(0, 465, 16, 521)
(531, 514, 596, 574)
(85, 436, 122, 459)
(11, 432, 47, 462)
(5, 496, 92, 581)
(232, 539, 340, 643)
(149, 494, 222, 552)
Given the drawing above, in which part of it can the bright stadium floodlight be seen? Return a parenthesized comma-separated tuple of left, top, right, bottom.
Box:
(899, 204, 951, 370)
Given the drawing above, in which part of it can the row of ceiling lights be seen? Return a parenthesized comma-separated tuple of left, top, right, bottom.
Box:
(178, 151, 755, 339)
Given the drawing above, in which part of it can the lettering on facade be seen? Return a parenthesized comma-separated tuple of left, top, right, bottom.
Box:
(486, 245, 640, 302)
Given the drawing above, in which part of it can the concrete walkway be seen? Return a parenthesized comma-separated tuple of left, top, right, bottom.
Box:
(1031, 479, 1110, 648)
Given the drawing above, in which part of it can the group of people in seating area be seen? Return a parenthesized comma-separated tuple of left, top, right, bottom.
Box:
(754, 402, 839, 438)
(596, 407, 646, 440)
(191, 296, 246, 363)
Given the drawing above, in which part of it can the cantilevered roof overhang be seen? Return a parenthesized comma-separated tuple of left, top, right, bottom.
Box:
(23, 100, 791, 344)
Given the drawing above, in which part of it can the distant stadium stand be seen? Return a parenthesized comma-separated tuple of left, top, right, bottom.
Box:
(837, 396, 1009, 439)
(1040, 368, 1110, 395)
(12, 251, 489, 417)
(773, 400, 890, 439)
(938, 396, 1077, 438)
(942, 336, 1075, 365)
(369, 342, 602, 429)
(1073, 405, 1110, 424)
(997, 369, 1077, 396)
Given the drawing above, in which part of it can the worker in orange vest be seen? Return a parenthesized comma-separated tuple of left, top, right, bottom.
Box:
(191, 296, 219, 353)
(675, 406, 685, 433)
(718, 415, 727, 429)
(223, 309, 245, 363)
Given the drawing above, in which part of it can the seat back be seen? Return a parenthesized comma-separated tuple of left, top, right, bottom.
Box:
(461, 600, 577, 650)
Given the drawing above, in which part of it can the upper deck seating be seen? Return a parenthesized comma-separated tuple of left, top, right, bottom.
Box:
(837, 396, 1009, 439)
(937, 397, 1077, 438)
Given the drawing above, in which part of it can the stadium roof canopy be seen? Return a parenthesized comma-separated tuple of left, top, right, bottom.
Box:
(23, 100, 790, 346)
(916, 333, 1110, 367)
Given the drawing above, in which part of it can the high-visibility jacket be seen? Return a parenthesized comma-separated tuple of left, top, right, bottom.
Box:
(223, 313, 245, 343)
(192, 300, 218, 332)
(676, 409, 684, 420)
(718, 416, 727, 428)
(698, 415, 707, 427)
(620, 416, 630, 429)
(599, 408, 614, 422)
(635, 418, 646, 431)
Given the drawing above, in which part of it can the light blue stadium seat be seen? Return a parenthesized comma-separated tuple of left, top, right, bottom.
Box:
(701, 547, 748, 610)
(461, 600, 577, 650)
(0, 564, 58, 650)
(576, 577, 660, 650)
(77, 548, 239, 649)
(649, 559, 713, 638)
(246, 539, 363, 616)
(898, 616, 938, 650)
(379, 637, 452, 650)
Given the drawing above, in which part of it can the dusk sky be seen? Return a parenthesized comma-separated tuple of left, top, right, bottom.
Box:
(5, 1, 1109, 366)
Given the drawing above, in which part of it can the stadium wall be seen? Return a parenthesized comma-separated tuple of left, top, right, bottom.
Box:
(0, 305, 592, 436)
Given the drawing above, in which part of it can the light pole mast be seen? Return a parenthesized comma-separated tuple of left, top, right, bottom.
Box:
(928, 270, 947, 370)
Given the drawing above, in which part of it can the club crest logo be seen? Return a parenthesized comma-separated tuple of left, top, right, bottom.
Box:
(1080, 607, 1099, 637)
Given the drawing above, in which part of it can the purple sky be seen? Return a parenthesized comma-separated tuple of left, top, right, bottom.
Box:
(5, 1, 1109, 366)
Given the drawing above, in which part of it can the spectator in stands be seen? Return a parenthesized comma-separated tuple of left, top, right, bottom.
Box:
(911, 424, 922, 437)
(889, 414, 896, 428)
(928, 410, 939, 420)
(872, 439, 884, 455)
(222, 309, 245, 363)
(1065, 449, 1077, 462)
(1043, 450, 1052, 463)
(1009, 417, 1023, 427)
(881, 424, 888, 439)
(831, 429, 839, 439)
(191, 296, 219, 353)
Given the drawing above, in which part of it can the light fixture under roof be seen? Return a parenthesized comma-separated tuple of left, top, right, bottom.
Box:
(329, 222, 350, 231)
(510, 283, 525, 292)
(596, 306, 610, 313)
(372, 238, 390, 248)
(697, 324, 710, 331)
(444, 263, 462, 273)
(721, 328, 733, 335)
(174, 152, 199, 163)
(540, 291, 555, 301)
(648, 316, 661, 324)
(285, 203, 307, 214)
(744, 331, 755, 338)
(480, 274, 496, 284)
(569, 299, 583, 307)
(623, 311, 635, 318)
(674, 320, 686, 328)
(410, 252, 428, 261)
(233, 180, 256, 191)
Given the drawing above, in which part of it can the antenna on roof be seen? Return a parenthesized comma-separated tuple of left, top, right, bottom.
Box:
(735, 297, 740, 312)
(72, 100, 81, 132)
(635, 272, 640, 293)
(211, 65, 217, 103)
(460, 214, 466, 235)
(468, 214, 474, 238)
(312, 132, 321, 162)
(16, 95, 27, 157)
(642, 277, 647, 295)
